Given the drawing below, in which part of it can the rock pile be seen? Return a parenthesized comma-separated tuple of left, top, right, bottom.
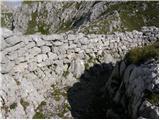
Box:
(0, 26, 159, 118)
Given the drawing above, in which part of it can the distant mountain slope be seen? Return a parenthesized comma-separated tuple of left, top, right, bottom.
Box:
(1, 1, 159, 34)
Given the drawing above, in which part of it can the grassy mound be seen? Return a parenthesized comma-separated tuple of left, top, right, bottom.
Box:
(125, 41, 159, 65)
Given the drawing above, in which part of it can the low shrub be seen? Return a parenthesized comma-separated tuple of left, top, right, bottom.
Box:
(125, 41, 159, 65)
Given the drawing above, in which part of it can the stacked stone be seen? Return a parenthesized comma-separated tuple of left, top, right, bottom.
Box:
(0, 26, 158, 118)
(1, 27, 158, 74)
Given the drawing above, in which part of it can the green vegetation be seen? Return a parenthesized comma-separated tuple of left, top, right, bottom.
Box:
(23, 0, 49, 34)
(25, 9, 50, 34)
(57, 103, 71, 118)
(82, 12, 121, 34)
(84, 63, 90, 70)
(33, 112, 45, 119)
(10, 102, 17, 109)
(33, 101, 46, 119)
(57, 20, 73, 33)
(20, 98, 30, 111)
(125, 41, 159, 65)
(82, 1, 158, 34)
(3, 1, 157, 35)
(84, 54, 102, 70)
(51, 84, 67, 101)
(119, 2, 158, 31)
(63, 70, 70, 78)
(22, 1, 43, 5)
(62, 2, 74, 10)
(144, 90, 159, 105)
(75, 2, 81, 10)
(22, 1, 33, 4)
(36, 101, 46, 111)
(108, 1, 158, 29)
(1, 13, 13, 28)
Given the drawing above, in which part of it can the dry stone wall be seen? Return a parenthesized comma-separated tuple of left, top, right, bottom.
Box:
(0, 26, 158, 118)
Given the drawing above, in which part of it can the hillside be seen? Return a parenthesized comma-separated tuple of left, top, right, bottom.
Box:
(1, 1, 159, 34)
(0, 1, 159, 119)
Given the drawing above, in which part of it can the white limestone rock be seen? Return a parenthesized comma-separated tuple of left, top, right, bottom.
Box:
(47, 52, 58, 60)
(27, 62, 37, 71)
(70, 58, 85, 78)
(1, 61, 15, 73)
(42, 34, 63, 41)
(52, 41, 63, 46)
(13, 63, 28, 72)
(28, 47, 41, 56)
(0, 28, 13, 38)
(41, 46, 50, 53)
(103, 53, 115, 64)
(37, 54, 48, 63)
(5, 35, 22, 45)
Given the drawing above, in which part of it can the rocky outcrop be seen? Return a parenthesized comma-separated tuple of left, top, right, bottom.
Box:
(68, 59, 159, 119)
(103, 59, 159, 118)
(1, 1, 158, 34)
(0, 26, 158, 119)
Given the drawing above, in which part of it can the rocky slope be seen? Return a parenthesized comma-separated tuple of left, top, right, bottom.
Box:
(0, 1, 159, 119)
(0, 26, 159, 118)
(1, 1, 159, 34)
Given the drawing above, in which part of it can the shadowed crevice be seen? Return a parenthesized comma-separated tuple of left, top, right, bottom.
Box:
(67, 63, 113, 119)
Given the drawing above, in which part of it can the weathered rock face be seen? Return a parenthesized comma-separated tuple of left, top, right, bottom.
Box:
(1, 1, 158, 34)
(68, 59, 159, 119)
(0, 26, 158, 119)
(104, 59, 159, 118)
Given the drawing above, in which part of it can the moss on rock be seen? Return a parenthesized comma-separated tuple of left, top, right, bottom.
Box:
(33, 101, 47, 119)
(10, 102, 17, 109)
(33, 112, 45, 119)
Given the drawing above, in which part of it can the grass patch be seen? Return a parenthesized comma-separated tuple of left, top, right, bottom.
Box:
(25, 9, 50, 34)
(82, 1, 158, 34)
(51, 84, 68, 101)
(33, 101, 46, 119)
(62, 2, 74, 10)
(33, 112, 45, 119)
(144, 90, 159, 105)
(57, 103, 71, 118)
(10, 102, 17, 109)
(36, 101, 46, 111)
(125, 41, 159, 65)
(81, 12, 121, 34)
(1, 13, 13, 28)
(84, 54, 102, 70)
(22, 1, 44, 5)
(57, 20, 73, 33)
(103, 1, 158, 31)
